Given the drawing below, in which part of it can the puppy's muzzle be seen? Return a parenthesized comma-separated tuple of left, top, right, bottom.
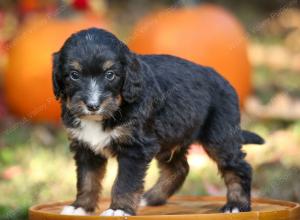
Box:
(84, 79, 102, 112)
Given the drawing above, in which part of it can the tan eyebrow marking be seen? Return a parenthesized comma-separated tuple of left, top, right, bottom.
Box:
(69, 61, 82, 71)
(102, 60, 114, 70)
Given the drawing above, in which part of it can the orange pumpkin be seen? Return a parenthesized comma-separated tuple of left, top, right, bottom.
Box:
(129, 4, 251, 106)
(4, 14, 108, 122)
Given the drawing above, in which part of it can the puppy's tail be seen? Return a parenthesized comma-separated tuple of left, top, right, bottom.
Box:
(242, 130, 265, 145)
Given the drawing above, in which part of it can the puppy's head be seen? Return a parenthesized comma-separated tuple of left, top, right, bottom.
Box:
(52, 28, 143, 121)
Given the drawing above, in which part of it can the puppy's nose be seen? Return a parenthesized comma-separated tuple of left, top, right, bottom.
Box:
(86, 103, 100, 112)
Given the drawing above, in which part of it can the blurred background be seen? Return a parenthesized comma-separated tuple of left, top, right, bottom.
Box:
(0, 0, 300, 219)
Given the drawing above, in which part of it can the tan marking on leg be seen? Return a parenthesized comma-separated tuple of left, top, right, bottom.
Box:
(74, 162, 107, 212)
(224, 171, 249, 205)
(100, 147, 113, 158)
(144, 154, 189, 205)
(166, 145, 180, 163)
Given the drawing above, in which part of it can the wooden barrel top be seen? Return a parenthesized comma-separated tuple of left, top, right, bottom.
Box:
(29, 196, 300, 220)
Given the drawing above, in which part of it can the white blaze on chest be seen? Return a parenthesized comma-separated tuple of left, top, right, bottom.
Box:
(68, 120, 113, 154)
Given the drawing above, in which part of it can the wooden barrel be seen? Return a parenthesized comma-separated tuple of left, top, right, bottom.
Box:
(29, 196, 300, 220)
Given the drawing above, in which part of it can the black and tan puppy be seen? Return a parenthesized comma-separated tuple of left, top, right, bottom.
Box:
(52, 28, 264, 216)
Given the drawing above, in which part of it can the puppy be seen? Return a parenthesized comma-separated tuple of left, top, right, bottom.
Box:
(52, 28, 264, 216)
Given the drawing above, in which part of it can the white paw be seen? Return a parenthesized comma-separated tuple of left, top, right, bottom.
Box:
(139, 198, 148, 207)
(100, 209, 131, 216)
(61, 206, 87, 215)
(224, 207, 240, 214)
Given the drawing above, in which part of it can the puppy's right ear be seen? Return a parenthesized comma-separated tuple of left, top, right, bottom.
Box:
(122, 51, 144, 103)
(52, 52, 63, 100)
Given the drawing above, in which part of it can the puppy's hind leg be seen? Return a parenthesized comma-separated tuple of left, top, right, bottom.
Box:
(199, 94, 253, 213)
(202, 138, 252, 213)
(141, 148, 189, 206)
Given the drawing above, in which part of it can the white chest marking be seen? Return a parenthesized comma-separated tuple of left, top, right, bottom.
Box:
(68, 120, 113, 155)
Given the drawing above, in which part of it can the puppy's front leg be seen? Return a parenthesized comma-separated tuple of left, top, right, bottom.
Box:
(61, 143, 107, 215)
(101, 154, 150, 216)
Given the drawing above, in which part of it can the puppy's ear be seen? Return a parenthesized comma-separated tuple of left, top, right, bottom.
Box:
(122, 52, 143, 103)
(52, 52, 63, 100)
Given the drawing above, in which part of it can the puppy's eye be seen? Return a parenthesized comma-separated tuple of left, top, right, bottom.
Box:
(70, 71, 80, 80)
(105, 71, 115, 81)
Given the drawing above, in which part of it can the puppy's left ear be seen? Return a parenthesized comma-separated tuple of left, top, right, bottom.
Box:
(52, 52, 63, 100)
(122, 52, 144, 103)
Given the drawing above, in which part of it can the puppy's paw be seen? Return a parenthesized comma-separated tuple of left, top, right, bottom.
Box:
(61, 206, 87, 215)
(100, 209, 131, 216)
(223, 207, 240, 213)
(139, 198, 148, 207)
(221, 202, 251, 213)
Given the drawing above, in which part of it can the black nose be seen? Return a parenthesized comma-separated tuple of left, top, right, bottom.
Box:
(86, 103, 100, 112)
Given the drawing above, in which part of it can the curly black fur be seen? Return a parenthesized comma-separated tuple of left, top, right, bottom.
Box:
(52, 28, 264, 215)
